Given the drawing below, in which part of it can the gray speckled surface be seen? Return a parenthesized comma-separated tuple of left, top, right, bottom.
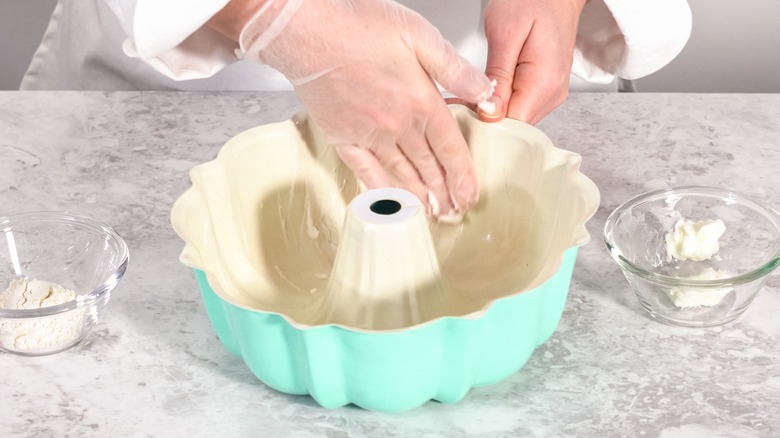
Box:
(1, 91, 779, 437)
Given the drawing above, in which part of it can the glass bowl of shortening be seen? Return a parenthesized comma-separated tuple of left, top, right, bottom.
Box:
(604, 186, 780, 327)
(0, 211, 129, 356)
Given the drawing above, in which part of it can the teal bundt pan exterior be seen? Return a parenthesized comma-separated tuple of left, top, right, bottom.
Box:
(194, 247, 579, 413)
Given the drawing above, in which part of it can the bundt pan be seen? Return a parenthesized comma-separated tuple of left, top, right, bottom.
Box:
(171, 105, 599, 412)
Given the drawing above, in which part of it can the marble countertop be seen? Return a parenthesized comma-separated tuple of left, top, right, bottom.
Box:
(1, 91, 779, 437)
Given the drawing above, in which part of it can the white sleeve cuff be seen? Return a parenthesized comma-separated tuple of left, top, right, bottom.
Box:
(111, 0, 238, 80)
(572, 0, 692, 83)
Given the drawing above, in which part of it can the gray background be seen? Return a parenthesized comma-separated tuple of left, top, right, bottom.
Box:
(1, 0, 779, 92)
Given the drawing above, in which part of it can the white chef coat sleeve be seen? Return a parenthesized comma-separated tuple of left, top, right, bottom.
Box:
(104, 0, 238, 81)
(572, 0, 692, 84)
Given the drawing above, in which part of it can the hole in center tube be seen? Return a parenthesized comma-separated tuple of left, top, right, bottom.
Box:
(370, 199, 402, 215)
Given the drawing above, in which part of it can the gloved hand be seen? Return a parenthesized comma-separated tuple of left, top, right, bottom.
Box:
(237, 0, 495, 218)
(479, 0, 587, 125)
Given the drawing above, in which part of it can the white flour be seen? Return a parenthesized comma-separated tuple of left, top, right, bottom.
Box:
(0, 278, 84, 352)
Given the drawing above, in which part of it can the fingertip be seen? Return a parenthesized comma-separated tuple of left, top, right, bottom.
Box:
(449, 174, 480, 211)
(477, 95, 504, 123)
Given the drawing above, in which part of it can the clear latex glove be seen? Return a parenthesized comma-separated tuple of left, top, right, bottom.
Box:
(479, 0, 587, 125)
(237, 0, 496, 217)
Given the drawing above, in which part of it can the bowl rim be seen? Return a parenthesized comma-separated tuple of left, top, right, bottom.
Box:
(603, 185, 780, 287)
(0, 211, 129, 319)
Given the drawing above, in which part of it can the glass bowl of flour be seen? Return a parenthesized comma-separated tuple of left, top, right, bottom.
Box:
(604, 186, 780, 327)
(0, 211, 129, 355)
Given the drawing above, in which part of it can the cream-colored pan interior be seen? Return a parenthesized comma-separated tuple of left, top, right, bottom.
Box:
(171, 105, 599, 330)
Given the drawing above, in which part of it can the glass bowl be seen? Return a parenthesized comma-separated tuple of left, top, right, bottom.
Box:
(0, 211, 129, 356)
(604, 186, 780, 327)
